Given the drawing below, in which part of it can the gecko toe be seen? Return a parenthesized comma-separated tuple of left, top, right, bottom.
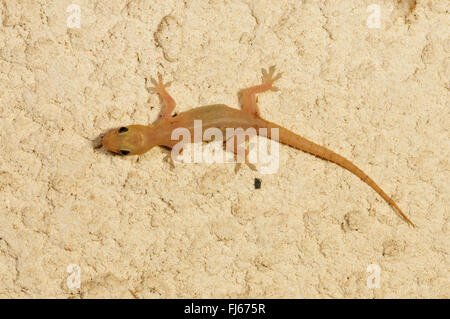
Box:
(261, 68, 268, 77)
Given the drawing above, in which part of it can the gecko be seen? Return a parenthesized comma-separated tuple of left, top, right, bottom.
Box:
(102, 66, 415, 227)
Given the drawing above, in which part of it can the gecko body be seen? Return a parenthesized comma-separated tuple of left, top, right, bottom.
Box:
(102, 66, 415, 227)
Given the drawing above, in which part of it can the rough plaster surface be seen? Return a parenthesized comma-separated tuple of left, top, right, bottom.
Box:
(0, 0, 448, 298)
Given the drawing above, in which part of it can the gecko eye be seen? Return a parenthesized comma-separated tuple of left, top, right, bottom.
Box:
(120, 150, 130, 155)
(118, 127, 128, 133)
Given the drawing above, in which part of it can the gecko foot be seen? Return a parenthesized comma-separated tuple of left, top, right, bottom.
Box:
(261, 65, 283, 91)
(149, 73, 172, 93)
(234, 162, 258, 174)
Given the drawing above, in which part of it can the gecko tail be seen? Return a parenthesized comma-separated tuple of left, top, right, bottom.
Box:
(260, 120, 415, 228)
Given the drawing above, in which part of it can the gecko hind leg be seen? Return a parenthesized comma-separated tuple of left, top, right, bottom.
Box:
(148, 73, 176, 123)
(224, 133, 257, 173)
(239, 65, 282, 116)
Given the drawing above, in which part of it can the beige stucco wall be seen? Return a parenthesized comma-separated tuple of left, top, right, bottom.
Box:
(0, 0, 448, 298)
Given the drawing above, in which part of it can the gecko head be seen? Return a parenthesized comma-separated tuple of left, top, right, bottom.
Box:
(102, 125, 156, 155)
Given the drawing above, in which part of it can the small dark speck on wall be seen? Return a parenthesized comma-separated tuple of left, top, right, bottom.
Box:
(254, 178, 261, 189)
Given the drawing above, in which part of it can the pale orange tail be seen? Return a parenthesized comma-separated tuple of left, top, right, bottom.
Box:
(258, 119, 415, 227)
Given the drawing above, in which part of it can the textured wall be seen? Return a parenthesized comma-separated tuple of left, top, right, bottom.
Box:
(0, 0, 448, 298)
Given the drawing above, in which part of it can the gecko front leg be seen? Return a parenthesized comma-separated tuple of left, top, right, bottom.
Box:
(239, 65, 282, 116)
(148, 73, 176, 123)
